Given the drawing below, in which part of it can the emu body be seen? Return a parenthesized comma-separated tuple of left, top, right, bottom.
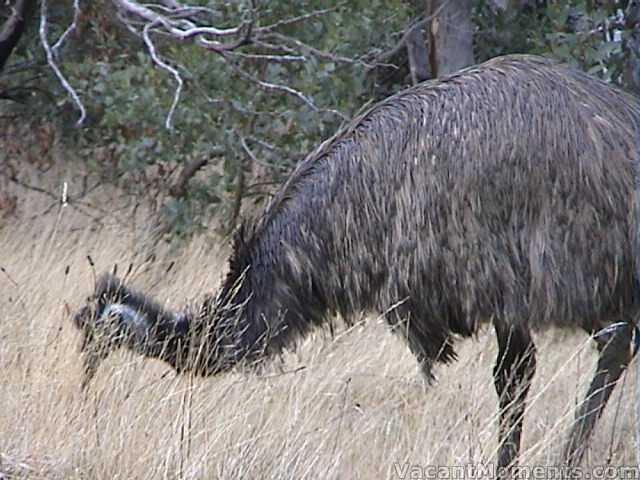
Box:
(74, 55, 640, 470)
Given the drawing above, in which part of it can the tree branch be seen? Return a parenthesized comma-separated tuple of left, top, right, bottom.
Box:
(52, 0, 81, 56)
(368, 17, 429, 67)
(40, 0, 86, 126)
(221, 52, 319, 111)
(110, 0, 368, 126)
(142, 21, 183, 129)
(255, 4, 344, 34)
(169, 147, 224, 198)
(113, 0, 251, 50)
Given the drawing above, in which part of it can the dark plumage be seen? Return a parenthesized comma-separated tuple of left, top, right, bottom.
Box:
(73, 55, 640, 471)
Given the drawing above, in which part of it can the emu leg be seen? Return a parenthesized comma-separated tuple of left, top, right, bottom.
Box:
(493, 323, 536, 473)
(563, 323, 631, 467)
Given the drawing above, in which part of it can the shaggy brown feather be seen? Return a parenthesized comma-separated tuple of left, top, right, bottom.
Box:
(220, 55, 640, 376)
(73, 54, 640, 469)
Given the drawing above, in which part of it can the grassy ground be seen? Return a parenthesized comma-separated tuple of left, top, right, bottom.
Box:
(0, 183, 637, 479)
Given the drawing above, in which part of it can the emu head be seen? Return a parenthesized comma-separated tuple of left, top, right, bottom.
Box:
(72, 273, 165, 389)
(72, 262, 257, 387)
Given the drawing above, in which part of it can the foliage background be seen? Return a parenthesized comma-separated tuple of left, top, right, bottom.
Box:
(1, 0, 639, 236)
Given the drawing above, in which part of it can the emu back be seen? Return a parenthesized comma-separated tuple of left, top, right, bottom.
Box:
(73, 55, 640, 473)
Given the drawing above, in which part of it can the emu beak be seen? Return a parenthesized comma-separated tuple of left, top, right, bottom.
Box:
(76, 311, 103, 391)
(74, 302, 112, 391)
(77, 323, 116, 391)
(81, 347, 104, 391)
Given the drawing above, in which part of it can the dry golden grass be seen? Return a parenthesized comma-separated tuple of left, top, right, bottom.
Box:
(0, 186, 637, 479)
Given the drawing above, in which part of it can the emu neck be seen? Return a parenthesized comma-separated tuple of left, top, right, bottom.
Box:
(211, 227, 333, 368)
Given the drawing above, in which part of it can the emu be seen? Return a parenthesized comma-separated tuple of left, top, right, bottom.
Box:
(73, 55, 640, 471)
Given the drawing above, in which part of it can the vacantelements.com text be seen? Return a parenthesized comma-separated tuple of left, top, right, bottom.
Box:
(391, 463, 639, 480)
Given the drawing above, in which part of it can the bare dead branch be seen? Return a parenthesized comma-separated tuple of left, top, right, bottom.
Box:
(111, 1, 369, 125)
(198, 21, 253, 52)
(113, 0, 249, 49)
(222, 52, 319, 111)
(52, 0, 81, 56)
(6, 173, 58, 201)
(251, 38, 300, 55)
(239, 134, 258, 165)
(169, 147, 224, 198)
(255, 4, 343, 34)
(169, 158, 207, 198)
(265, 31, 371, 66)
(3, 171, 107, 223)
(228, 51, 305, 63)
(238, 136, 296, 173)
(40, 0, 86, 126)
(142, 22, 183, 129)
(369, 17, 429, 67)
(247, 135, 303, 161)
(219, 52, 349, 121)
(152, 4, 222, 23)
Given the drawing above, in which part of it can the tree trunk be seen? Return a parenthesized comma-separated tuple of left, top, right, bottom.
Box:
(426, 0, 475, 77)
(626, 0, 640, 93)
(406, 22, 431, 84)
(0, 0, 36, 73)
